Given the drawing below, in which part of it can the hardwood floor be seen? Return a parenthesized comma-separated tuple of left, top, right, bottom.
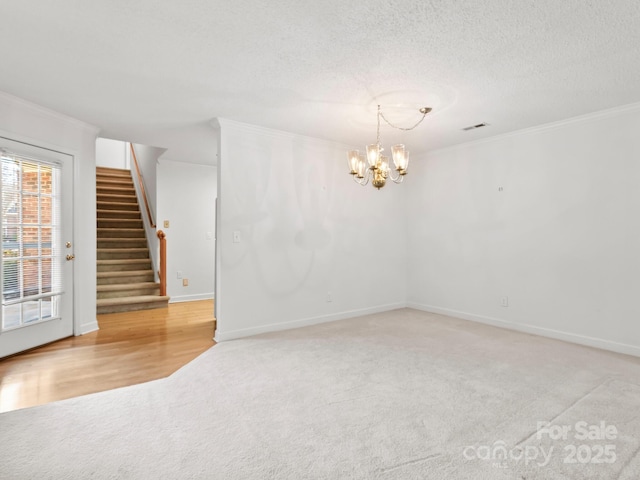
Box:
(0, 300, 216, 413)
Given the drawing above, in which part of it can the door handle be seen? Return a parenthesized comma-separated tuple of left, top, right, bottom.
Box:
(66, 254, 75, 261)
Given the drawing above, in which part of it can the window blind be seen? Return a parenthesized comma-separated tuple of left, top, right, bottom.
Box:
(1, 150, 63, 330)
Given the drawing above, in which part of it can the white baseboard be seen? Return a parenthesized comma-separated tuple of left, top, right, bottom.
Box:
(78, 320, 99, 335)
(408, 302, 640, 358)
(214, 302, 406, 342)
(169, 293, 215, 304)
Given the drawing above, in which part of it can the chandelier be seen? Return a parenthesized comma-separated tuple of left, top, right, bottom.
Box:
(347, 104, 431, 189)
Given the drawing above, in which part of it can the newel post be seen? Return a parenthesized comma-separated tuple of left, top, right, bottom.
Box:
(157, 230, 167, 296)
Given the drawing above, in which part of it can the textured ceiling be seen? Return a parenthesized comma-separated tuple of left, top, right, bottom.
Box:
(1, 0, 640, 165)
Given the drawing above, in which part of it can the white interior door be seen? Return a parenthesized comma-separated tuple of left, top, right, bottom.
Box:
(0, 137, 74, 358)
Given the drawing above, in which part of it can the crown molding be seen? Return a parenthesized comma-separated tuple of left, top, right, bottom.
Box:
(0, 90, 100, 135)
(426, 100, 640, 158)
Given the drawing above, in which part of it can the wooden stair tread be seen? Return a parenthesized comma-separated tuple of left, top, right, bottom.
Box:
(97, 199, 138, 206)
(97, 190, 135, 194)
(97, 194, 137, 200)
(97, 259, 151, 265)
(97, 282, 159, 292)
(96, 178, 132, 182)
(97, 295, 169, 305)
(96, 176, 132, 182)
(97, 210, 141, 219)
(95, 179, 131, 183)
(97, 204, 139, 212)
(96, 172, 132, 177)
(96, 183, 134, 189)
(98, 222, 144, 229)
(96, 185, 136, 195)
(97, 208, 140, 212)
(97, 269, 154, 278)
(97, 248, 149, 253)
(97, 200, 137, 205)
(97, 243, 147, 248)
(96, 176, 133, 181)
(96, 176, 133, 182)
(96, 174, 132, 178)
(97, 237, 147, 241)
(98, 218, 142, 223)
(97, 296, 170, 310)
(96, 167, 130, 174)
(97, 237, 147, 243)
(97, 228, 145, 236)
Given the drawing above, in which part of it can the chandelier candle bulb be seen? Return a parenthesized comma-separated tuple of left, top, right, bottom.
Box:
(391, 144, 409, 173)
(347, 150, 359, 174)
(380, 155, 390, 174)
(366, 144, 380, 167)
(347, 104, 429, 189)
(356, 154, 367, 178)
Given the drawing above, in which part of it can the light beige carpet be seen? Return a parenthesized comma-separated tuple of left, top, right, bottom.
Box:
(1, 308, 639, 479)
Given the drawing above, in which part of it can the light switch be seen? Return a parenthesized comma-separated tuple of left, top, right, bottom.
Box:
(233, 231, 241, 243)
(164, 220, 170, 228)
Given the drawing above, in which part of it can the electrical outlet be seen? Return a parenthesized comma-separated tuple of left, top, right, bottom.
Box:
(326, 291, 332, 302)
(501, 296, 509, 307)
(164, 220, 170, 228)
(233, 231, 241, 243)
(183, 278, 189, 287)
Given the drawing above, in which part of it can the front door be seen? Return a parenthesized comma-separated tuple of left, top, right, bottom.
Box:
(0, 137, 74, 358)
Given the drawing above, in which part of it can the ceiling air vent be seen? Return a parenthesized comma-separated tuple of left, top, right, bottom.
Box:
(462, 123, 489, 131)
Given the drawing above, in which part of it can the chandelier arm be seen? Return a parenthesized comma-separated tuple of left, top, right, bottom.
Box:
(388, 168, 401, 182)
(390, 174, 405, 184)
(353, 172, 370, 186)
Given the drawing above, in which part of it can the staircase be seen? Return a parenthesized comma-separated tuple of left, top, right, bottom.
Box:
(96, 167, 169, 314)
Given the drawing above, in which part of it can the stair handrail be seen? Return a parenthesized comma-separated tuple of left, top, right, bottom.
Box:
(157, 230, 167, 296)
(130, 143, 156, 228)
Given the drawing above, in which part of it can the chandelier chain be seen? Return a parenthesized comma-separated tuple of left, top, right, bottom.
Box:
(379, 107, 429, 131)
(376, 105, 381, 145)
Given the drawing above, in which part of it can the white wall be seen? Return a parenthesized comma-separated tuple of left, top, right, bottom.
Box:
(406, 103, 640, 357)
(95, 138, 127, 169)
(157, 160, 216, 302)
(214, 119, 407, 341)
(0, 91, 99, 335)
